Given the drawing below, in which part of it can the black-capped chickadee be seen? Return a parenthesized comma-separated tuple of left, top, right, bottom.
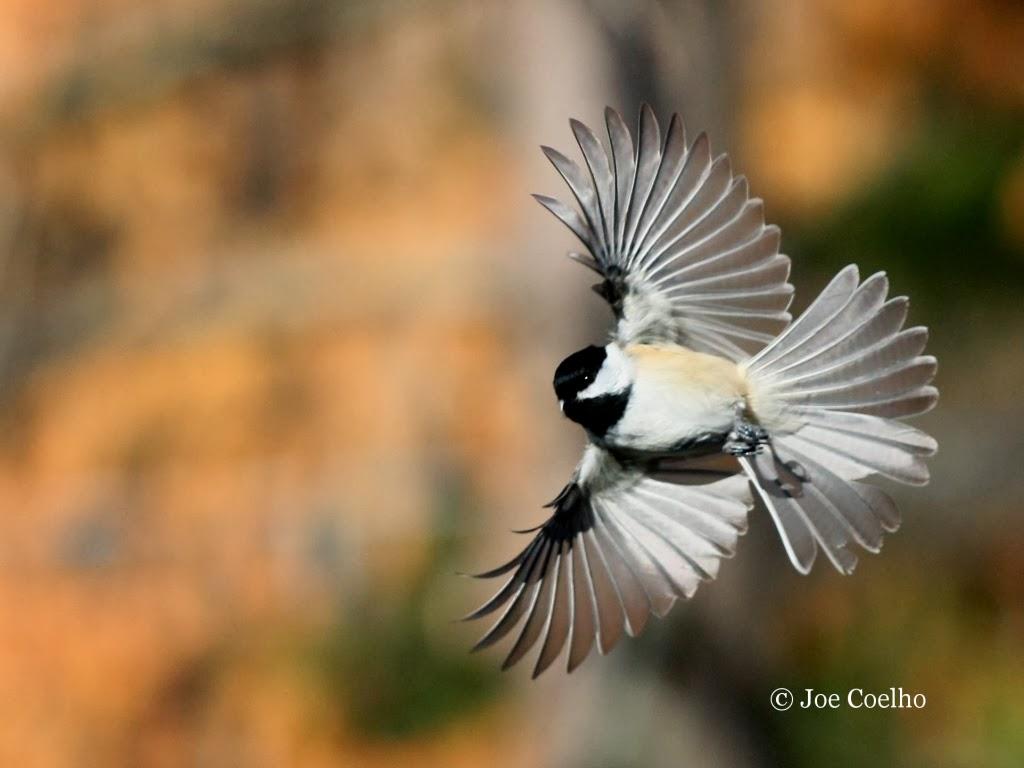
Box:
(465, 106, 938, 678)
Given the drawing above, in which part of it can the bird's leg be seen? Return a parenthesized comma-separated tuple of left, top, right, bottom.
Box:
(723, 405, 770, 457)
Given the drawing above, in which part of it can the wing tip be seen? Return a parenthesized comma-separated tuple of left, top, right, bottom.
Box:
(540, 144, 565, 162)
(570, 116, 601, 144)
(604, 105, 629, 133)
(838, 262, 861, 283)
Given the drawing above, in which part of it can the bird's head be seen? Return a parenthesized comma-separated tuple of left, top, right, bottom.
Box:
(553, 344, 633, 436)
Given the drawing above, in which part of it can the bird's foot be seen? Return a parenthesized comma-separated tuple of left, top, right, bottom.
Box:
(723, 420, 770, 457)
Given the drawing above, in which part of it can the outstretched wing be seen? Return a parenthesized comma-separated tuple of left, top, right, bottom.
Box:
(535, 105, 793, 360)
(463, 446, 752, 677)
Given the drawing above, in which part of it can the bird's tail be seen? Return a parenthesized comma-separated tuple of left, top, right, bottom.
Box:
(740, 265, 938, 574)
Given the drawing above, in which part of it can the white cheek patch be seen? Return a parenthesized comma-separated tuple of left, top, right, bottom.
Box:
(578, 344, 633, 399)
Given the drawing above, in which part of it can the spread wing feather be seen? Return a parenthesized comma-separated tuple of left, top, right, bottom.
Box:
(464, 446, 751, 676)
(535, 105, 793, 360)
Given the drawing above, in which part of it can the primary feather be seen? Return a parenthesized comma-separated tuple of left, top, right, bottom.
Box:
(534, 105, 793, 359)
(465, 447, 752, 677)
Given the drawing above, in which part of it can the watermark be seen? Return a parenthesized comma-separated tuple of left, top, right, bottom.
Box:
(770, 687, 926, 711)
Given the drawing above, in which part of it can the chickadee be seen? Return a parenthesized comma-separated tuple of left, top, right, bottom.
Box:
(465, 106, 938, 678)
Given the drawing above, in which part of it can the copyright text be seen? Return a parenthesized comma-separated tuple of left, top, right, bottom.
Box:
(770, 687, 926, 711)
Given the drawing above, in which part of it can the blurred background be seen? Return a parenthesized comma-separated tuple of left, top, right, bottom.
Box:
(0, 0, 1022, 766)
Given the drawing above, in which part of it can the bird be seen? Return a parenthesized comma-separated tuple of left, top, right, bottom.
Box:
(464, 105, 938, 678)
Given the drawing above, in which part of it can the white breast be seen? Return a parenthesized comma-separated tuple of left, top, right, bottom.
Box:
(607, 344, 746, 452)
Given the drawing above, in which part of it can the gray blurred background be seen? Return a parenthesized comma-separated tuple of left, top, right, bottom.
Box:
(0, 1, 1022, 766)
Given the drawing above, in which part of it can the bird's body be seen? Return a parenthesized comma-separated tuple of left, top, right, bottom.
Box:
(465, 105, 938, 678)
(609, 343, 747, 453)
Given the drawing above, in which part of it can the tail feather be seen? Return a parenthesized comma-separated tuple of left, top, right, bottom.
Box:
(740, 451, 860, 574)
(833, 387, 938, 420)
(796, 410, 936, 454)
(739, 453, 820, 573)
(743, 265, 937, 574)
(770, 304, 918, 384)
(748, 265, 860, 371)
(782, 441, 889, 551)
(785, 429, 929, 485)
(780, 357, 937, 410)
(849, 481, 900, 532)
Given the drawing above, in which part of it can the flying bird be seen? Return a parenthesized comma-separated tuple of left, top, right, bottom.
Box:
(464, 105, 938, 678)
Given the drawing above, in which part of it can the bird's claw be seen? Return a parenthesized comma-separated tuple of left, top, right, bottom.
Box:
(723, 421, 770, 456)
